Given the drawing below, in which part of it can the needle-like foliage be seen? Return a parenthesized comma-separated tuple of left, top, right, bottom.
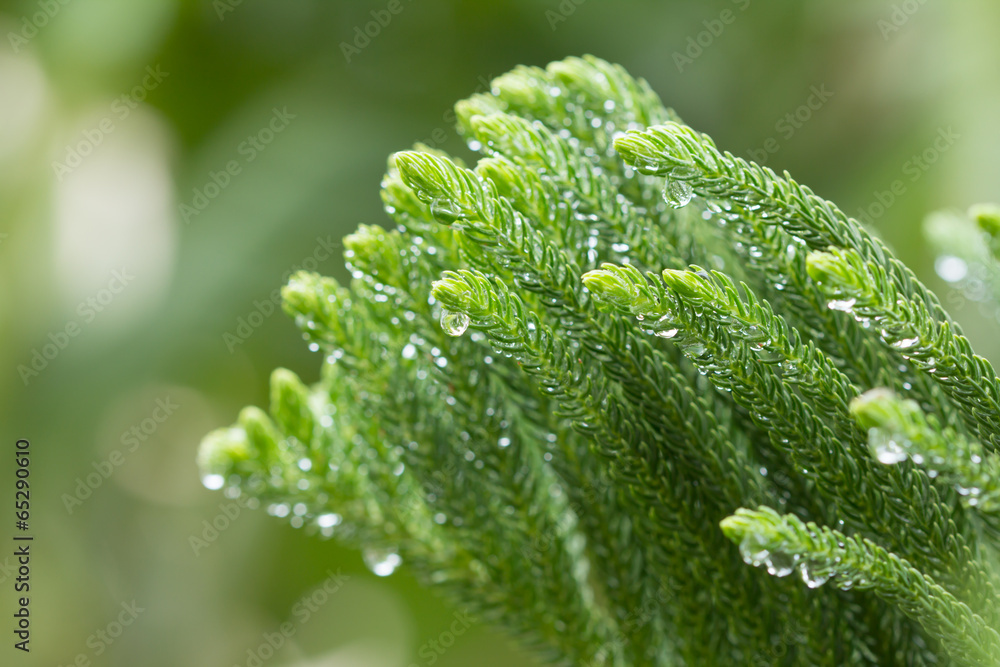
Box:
(199, 56, 1000, 666)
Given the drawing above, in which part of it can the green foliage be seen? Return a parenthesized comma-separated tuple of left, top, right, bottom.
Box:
(198, 56, 1000, 665)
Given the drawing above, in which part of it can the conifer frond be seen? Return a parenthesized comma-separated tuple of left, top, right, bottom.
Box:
(199, 55, 1000, 665)
(721, 507, 1000, 667)
(852, 388, 1000, 520)
(613, 123, 957, 329)
(582, 263, 998, 614)
(806, 247, 1000, 452)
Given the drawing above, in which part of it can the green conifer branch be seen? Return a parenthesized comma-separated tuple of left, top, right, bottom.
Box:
(197, 55, 1000, 665)
(276, 276, 631, 662)
(721, 507, 1000, 667)
(378, 156, 658, 662)
(806, 247, 1000, 453)
(462, 112, 692, 272)
(852, 388, 1000, 521)
(613, 123, 958, 331)
(583, 263, 998, 615)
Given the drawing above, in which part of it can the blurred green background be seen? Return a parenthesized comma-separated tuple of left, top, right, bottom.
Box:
(1, 1, 998, 665)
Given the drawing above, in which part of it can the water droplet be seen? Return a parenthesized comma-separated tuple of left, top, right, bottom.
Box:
(441, 310, 470, 336)
(827, 298, 856, 312)
(663, 179, 693, 208)
(891, 337, 920, 349)
(656, 328, 680, 339)
(935, 255, 968, 283)
(680, 342, 707, 357)
(363, 548, 402, 577)
(316, 513, 342, 528)
(308, 342, 320, 352)
(498, 437, 511, 448)
(202, 473, 225, 490)
(738, 532, 771, 567)
(799, 562, 831, 588)
(629, 155, 659, 171)
(753, 348, 785, 363)
(430, 197, 464, 222)
(765, 550, 797, 577)
(298, 458, 313, 472)
(839, 575, 868, 591)
(870, 428, 908, 464)
(401, 343, 417, 359)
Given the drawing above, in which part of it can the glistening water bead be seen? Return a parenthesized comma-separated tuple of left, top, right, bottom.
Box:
(430, 197, 463, 222)
(799, 562, 832, 589)
(441, 309, 471, 336)
(363, 548, 403, 577)
(663, 178, 693, 208)
(869, 428, 909, 465)
(737, 533, 796, 577)
(826, 298, 856, 312)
